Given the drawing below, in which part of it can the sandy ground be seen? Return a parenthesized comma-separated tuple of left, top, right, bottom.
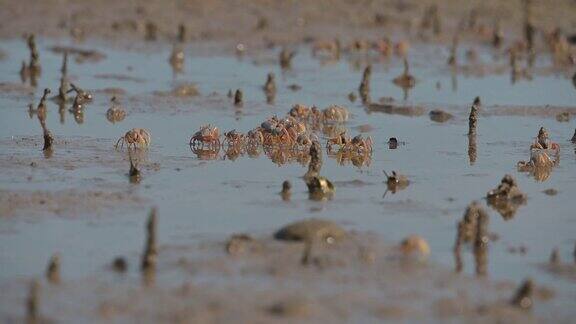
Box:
(0, 229, 566, 323)
(1, 0, 575, 52)
(1, 0, 575, 322)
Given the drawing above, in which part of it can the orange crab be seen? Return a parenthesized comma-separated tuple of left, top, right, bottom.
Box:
(115, 128, 151, 149)
(190, 124, 220, 147)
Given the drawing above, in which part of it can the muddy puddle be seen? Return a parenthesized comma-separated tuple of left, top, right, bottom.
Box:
(1, 31, 575, 322)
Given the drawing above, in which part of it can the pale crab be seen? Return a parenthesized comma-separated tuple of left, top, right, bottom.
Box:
(115, 128, 151, 149)
(223, 129, 245, 147)
(289, 104, 311, 120)
(322, 105, 349, 123)
(190, 124, 220, 148)
(326, 131, 350, 151)
(342, 134, 373, 154)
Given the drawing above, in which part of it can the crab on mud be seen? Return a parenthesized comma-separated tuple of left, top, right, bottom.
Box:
(190, 124, 221, 148)
(296, 133, 317, 148)
(223, 129, 245, 147)
(115, 128, 151, 149)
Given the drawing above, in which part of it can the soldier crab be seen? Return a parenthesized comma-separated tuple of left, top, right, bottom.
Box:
(115, 128, 151, 149)
(190, 124, 221, 148)
(223, 129, 245, 147)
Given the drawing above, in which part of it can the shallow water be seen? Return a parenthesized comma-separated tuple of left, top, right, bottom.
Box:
(0, 37, 575, 304)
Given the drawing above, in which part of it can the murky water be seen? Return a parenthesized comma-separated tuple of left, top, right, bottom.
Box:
(1, 37, 575, 304)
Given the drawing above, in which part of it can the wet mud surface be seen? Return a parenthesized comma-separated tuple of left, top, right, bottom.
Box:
(1, 0, 576, 322)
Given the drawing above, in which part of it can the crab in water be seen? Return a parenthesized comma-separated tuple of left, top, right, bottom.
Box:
(342, 134, 373, 154)
(190, 124, 220, 148)
(223, 129, 245, 147)
(295, 133, 318, 150)
(326, 131, 350, 151)
(115, 128, 151, 149)
(289, 104, 311, 120)
(322, 105, 349, 123)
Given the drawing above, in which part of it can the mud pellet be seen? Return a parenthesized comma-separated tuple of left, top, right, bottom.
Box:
(388, 137, 398, 149)
(45, 254, 60, 284)
(112, 257, 128, 273)
(141, 208, 158, 272)
(27, 279, 40, 322)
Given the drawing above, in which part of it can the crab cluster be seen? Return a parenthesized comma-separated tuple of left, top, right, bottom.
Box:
(325, 130, 373, 167)
(185, 104, 360, 166)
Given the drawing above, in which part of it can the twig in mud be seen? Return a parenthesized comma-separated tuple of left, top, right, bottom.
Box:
(453, 220, 465, 272)
(169, 44, 185, 73)
(279, 48, 296, 70)
(468, 97, 480, 135)
(36, 89, 54, 151)
(27, 34, 41, 73)
(473, 208, 489, 276)
(358, 65, 371, 104)
(177, 23, 186, 43)
(234, 89, 243, 106)
(510, 278, 534, 310)
(60, 51, 68, 76)
(304, 140, 323, 180)
(26, 279, 40, 323)
(447, 34, 458, 66)
(301, 239, 314, 266)
(145, 21, 157, 41)
(492, 21, 503, 48)
(141, 208, 158, 285)
(468, 133, 477, 165)
(263, 73, 276, 104)
(281, 180, 291, 201)
(45, 254, 61, 284)
(522, 0, 535, 53)
(128, 150, 141, 183)
(549, 247, 560, 266)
